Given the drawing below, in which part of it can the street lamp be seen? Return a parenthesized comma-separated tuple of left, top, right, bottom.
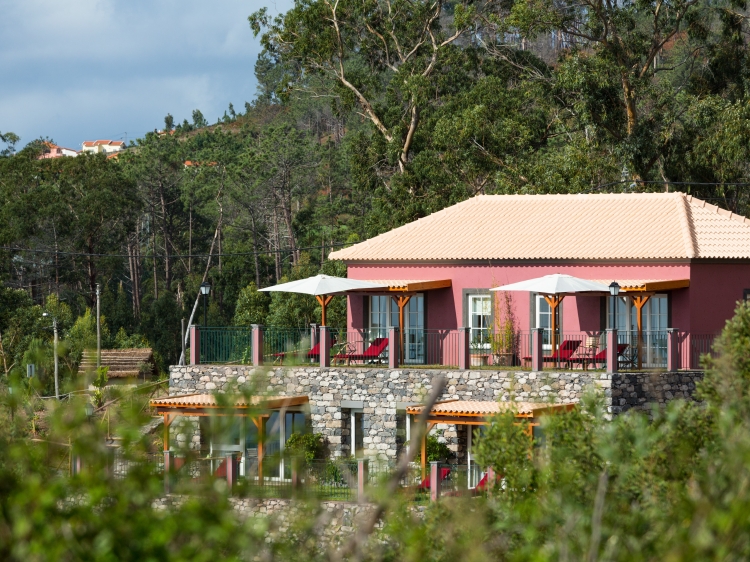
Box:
(42, 313, 59, 400)
(608, 282, 620, 331)
(200, 282, 211, 327)
(85, 401, 94, 420)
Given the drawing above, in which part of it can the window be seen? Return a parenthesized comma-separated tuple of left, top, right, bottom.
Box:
(535, 294, 552, 350)
(606, 294, 669, 367)
(350, 409, 365, 457)
(369, 296, 397, 337)
(240, 410, 308, 479)
(468, 295, 491, 349)
(369, 294, 425, 362)
(395, 411, 407, 459)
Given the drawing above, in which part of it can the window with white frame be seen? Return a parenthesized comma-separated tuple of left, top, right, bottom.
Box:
(535, 294, 552, 349)
(468, 294, 491, 349)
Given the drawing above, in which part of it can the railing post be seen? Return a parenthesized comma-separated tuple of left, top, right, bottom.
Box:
(71, 454, 83, 476)
(430, 461, 441, 502)
(164, 450, 174, 494)
(251, 324, 263, 367)
(225, 453, 236, 493)
(388, 327, 400, 369)
(189, 325, 200, 365)
(606, 328, 618, 374)
(291, 458, 300, 495)
(667, 328, 678, 372)
(357, 458, 369, 503)
(531, 327, 544, 372)
(310, 323, 318, 352)
(320, 326, 331, 368)
(458, 327, 471, 371)
(487, 467, 496, 496)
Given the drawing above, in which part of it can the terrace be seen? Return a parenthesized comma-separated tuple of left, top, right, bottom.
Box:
(191, 324, 718, 372)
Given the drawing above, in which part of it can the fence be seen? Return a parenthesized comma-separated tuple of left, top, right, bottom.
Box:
(676, 332, 720, 370)
(196, 325, 720, 371)
(199, 327, 253, 364)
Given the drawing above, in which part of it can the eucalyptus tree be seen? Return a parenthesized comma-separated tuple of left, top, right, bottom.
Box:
(487, 0, 723, 180)
(250, 0, 486, 177)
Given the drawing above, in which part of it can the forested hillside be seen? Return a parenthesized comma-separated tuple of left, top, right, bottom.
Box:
(2, 0, 750, 385)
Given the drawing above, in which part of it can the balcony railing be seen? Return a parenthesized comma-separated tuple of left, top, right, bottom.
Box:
(193, 325, 719, 371)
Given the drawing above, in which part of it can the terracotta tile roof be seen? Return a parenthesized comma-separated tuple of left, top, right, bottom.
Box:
(406, 400, 574, 416)
(150, 394, 309, 409)
(329, 193, 750, 261)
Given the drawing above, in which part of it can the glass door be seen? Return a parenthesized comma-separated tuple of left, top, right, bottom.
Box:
(535, 295, 552, 350)
(404, 295, 424, 363)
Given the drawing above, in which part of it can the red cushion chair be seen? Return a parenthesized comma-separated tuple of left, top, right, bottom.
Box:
(334, 337, 389, 364)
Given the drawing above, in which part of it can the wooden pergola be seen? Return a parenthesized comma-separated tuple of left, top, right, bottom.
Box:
(406, 400, 576, 477)
(348, 279, 452, 362)
(606, 279, 689, 369)
(150, 393, 309, 481)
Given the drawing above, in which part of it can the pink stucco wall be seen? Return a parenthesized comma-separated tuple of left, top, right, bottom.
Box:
(344, 262, 723, 333)
(688, 263, 750, 333)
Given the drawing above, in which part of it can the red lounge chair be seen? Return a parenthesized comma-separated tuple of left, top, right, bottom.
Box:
(334, 337, 389, 364)
(417, 467, 451, 491)
(475, 472, 489, 491)
(522, 339, 581, 366)
(273, 337, 336, 365)
(591, 344, 629, 368)
(307, 338, 336, 361)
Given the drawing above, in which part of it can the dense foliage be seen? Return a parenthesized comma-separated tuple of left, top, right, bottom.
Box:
(0, 299, 748, 560)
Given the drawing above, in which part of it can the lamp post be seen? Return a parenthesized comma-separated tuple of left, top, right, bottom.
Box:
(608, 282, 620, 331)
(85, 401, 94, 421)
(96, 283, 101, 369)
(200, 282, 211, 327)
(42, 313, 59, 400)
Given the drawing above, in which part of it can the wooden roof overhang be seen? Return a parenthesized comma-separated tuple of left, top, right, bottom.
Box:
(150, 394, 309, 417)
(405, 400, 576, 426)
(347, 279, 452, 363)
(407, 400, 576, 476)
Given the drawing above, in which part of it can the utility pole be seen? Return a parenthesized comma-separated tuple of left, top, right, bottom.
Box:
(53, 317, 59, 399)
(43, 313, 59, 399)
(96, 283, 101, 369)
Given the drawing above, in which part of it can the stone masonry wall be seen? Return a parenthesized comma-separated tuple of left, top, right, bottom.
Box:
(169, 365, 615, 459)
(611, 371, 703, 415)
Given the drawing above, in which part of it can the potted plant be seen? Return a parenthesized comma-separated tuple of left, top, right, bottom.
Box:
(470, 331, 490, 366)
(489, 290, 518, 366)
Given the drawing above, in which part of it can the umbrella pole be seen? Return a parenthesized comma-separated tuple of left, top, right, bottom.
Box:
(544, 295, 564, 368)
(316, 295, 333, 326)
(392, 295, 412, 365)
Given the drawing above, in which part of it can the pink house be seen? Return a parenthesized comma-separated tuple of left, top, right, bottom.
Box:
(37, 142, 78, 159)
(329, 193, 750, 368)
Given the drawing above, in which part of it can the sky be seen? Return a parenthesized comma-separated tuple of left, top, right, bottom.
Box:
(0, 0, 293, 150)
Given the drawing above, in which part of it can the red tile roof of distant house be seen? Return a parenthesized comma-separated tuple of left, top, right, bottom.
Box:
(329, 193, 750, 262)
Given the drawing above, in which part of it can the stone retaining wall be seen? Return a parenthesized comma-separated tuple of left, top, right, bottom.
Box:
(167, 365, 703, 458)
(169, 365, 614, 459)
(611, 371, 703, 415)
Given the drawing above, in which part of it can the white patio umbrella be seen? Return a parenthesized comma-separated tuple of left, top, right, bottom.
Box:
(491, 274, 610, 351)
(259, 275, 387, 325)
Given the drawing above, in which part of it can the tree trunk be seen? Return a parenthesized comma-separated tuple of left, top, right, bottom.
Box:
(272, 209, 282, 282)
(87, 237, 97, 306)
(250, 212, 261, 288)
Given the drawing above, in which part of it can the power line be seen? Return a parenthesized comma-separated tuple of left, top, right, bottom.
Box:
(0, 242, 349, 259)
(592, 180, 750, 191)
